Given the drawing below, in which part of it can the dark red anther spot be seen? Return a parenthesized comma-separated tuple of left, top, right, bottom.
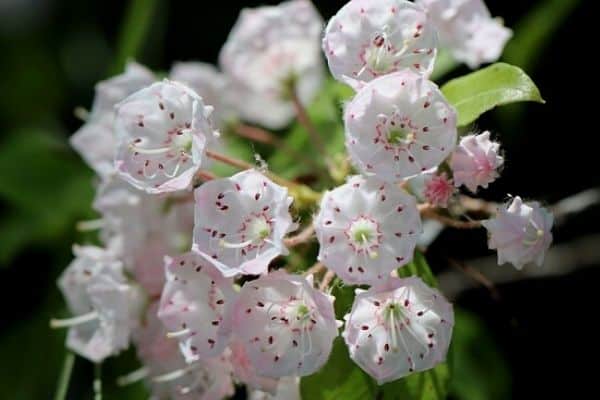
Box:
(428, 343, 434, 348)
(428, 333, 434, 338)
(211, 320, 219, 326)
(417, 311, 424, 316)
(268, 336, 274, 344)
(404, 299, 410, 307)
(158, 163, 164, 169)
(373, 35, 385, 47)
(423, 145, 430, 150)
(374, 301, 381, 306)
(424, 101, 431, 108)
(274, 356, 280, 362)
(358, 266, 365, 273)
(293, 340, 298, 347)
(408, 155, 415, 163)
(361, 325, 369, 331)
(397, 206, 404, 212)
(413, 63, 421, 69)
(329, 236, 335, 243)
(325, 220, 332, 225)
(169, 112, 175, 119)
(159, 102, 165, 110)
(216, 299, 224, 305)
(217, 193, 224, 199)
(235, 183, 241, 191)
(395, 232, 402, 237)
(138, 121, 144, 127)
(191, 346, 197, 352)
(378, 357, 383, 365)
(208, 338, 215, 345)
(334, 206, 341, 212)
(384, 343, 390, 352)
(195, 266, 202, 272)
(246, 308, 252, 314)
(255, 193, 260, 200)
(179, 260, 185, 266)
(257, 301, 265, 307)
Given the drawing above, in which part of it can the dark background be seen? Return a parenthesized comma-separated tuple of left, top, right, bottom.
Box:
(0, 0, 596, 398)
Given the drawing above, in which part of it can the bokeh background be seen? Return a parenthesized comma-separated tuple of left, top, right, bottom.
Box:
(0, 0, 596, 399)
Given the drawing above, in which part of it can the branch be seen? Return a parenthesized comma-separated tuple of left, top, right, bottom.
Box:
(285, 225, 316, 248)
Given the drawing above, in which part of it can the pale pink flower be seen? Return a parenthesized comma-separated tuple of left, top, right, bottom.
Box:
(249, 377, 301, 400)
(342, 277, 454, 384)
(323, 0, 437, 90)
(229, 340, 279, 394)
(115, 80, 218, 194)
(345, 69, 457, 183)
(56, 245, 143, 362)
(219, 0, 324, 129)
(231, 272, 339, 378)
(158, 252, 236, 362)
(315, 175, 422, 284)
(70, 62, 155, 176)
(450, 131, 503, 192)
(423, 172, 455, 207)
(417, 0, 512, 68)
(192, 169, 295, 277)
(482, 197, 553, 270)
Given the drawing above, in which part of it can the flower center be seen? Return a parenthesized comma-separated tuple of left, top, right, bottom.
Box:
(523, 219, 544, 246)
(347, 217, 380, 259)
(248, 216, 271, 241)
(364, 33, 398, 74)
(387, 127, 415, 145)
(171, 129, 193, 153)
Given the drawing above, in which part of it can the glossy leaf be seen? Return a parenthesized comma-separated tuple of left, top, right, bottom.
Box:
(441, 63, 544, 127)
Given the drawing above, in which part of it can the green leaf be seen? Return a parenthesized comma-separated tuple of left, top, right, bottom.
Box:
(300, 338, 377, 400)
(503, 0, 581, 72)
(111, 0, 160, 74)
(449, 310, 511, 400)
(53, 353, 76, 400)
(379, 362, 450, 400)
(441, 63, 544, 127)
(0, 131, 94, 265)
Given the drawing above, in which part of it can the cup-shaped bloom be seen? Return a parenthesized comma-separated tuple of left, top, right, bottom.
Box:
(343, 277, 454, 384)
(345, 69, 457, 183)
(315, 175, 422, 284)
(482, 197, 553, 270)
(192, 169, 295, 277)
(158, 252, 236, 363)
(323, 0, 437, 90)
(417, 0, 511, 68)
(219, 0, 324, 129)
(57, 245, 142, 362)
(115, 80, 218, 194)
(450, 131, 503, 192)
(70, 62, 155, 176)
(231, 272, 339, 378)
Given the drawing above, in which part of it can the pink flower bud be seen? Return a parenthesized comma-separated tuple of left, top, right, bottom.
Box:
(482, 197, 553, 270)
(450, 132, 503, 192)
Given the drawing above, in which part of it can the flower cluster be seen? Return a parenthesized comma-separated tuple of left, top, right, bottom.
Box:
(55, 0, 552, 398)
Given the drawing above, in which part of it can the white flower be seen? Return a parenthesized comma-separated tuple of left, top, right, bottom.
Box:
(70, 62, 155, 176)
(231, 272, 339, 378)
(249, 377, 301, 400)
(169, 62, 235, 129)
(315, 175, 422, 284)
(323, 0, 437, 90)
(417, 0, 512, 68)
(482, 196, 553, 270)
(192, 169, 295, 277)
(56, 245, 142, 362)
(158, 252, 236, 362)
(219, 0, 324, 129)
(343, 277, 454, 384)
(115, 80, 218, 194)
(345, 69, 457, 183)
(450, 131, 503, 192)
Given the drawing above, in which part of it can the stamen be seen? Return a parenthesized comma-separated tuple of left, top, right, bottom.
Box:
(116, 367, 149, 386)
(50, 311, 99, 329)
(129, 144, 172, 155)
(76, 219, 105, 232)
(166, 328, 190, 338)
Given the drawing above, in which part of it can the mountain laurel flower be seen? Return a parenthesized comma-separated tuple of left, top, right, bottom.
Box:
(219, 0, 324, 129)
(56, 245, 143, 362)
(70, 62, 155, 176)
(342, 277, 454, 384)
(345, 69, 457, 183)
(192, 169, 295, 277)
(115, 80, 218, 194)
(315, 175, 422, 284)
(450, 131, 503, 192)
(417, 0, 512, 68)
(231, 272, 339, 378)
(158, 252, 236, 363)
(170, 62, 236, 129)
(482, 197, 553, 270)
(423, 172, 455, 207)
(323, 0, 437, 90)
